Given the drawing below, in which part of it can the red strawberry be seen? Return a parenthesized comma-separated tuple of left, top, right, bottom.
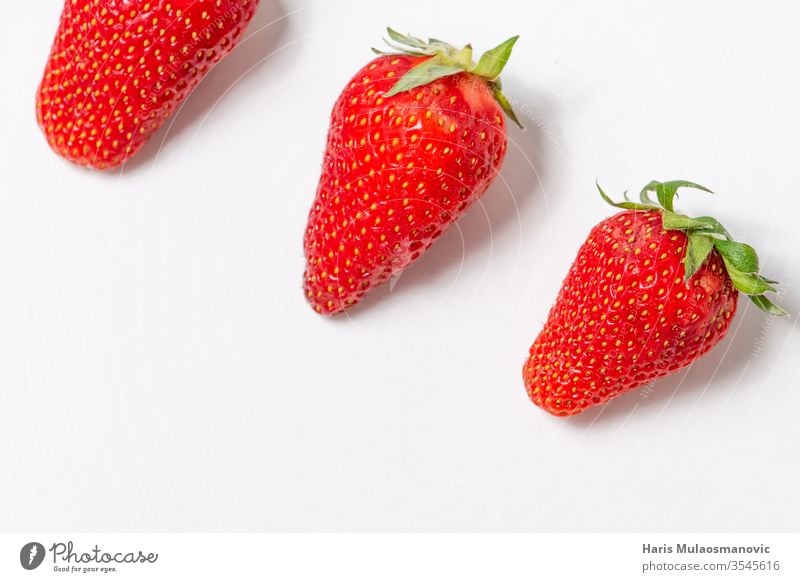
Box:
(36, 0, 259, 170)
(303, 29, 521, 314)
(523, 180, 786, 417)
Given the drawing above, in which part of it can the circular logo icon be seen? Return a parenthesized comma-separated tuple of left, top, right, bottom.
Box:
(20, 542, 45, 570)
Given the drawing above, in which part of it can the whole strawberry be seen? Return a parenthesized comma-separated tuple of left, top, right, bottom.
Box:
(523, 180, 786, 417)
(36, 0, 259, 170)
(303, 29, 521, 314)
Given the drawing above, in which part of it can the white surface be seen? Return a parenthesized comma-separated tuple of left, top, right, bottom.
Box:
(1, 0, 798, 532)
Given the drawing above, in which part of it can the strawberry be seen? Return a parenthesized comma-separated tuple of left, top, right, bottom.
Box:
(523, 180, 786, 417)
(36, 0, 259, 170)
(303, 29, 521, 314)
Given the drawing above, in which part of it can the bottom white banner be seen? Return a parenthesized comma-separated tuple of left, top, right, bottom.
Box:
(1, 533, 796, 581)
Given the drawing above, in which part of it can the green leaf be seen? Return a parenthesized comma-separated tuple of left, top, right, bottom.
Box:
(381, 29, 439, 56)
(721, 259, 776, 295)
(639, 185, 656, 206)
(386, 27, 427, 49)
(604, 177, 787, 317)
(384, 57, 464, 97)
(428, 64, 464, 76)
(732, 273, 775, 296)
(684, 232, 714, 281)
(378, 39, 431, 56)
(376, 29, 521, 125)
(639, 180, 713, 213)
(654, 181, 676, 210)
(661, 212, 731, 239)
(597, 181, 655, 211)
(714, 239, 759, 274)
(715, 240, 786, 315)
(748, 294, 789, 316)
(491, 86, 523, 129)
(661, 211, 706, 230)
(471, 35, 519, 80)
(455, 45, 474, 68)
(691, 216, 732, 239)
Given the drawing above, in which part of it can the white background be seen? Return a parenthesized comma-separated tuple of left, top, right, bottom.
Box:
(1, 0, 798, 532)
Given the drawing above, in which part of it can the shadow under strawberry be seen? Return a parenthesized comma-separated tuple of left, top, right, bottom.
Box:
(119, 0, 288, 173)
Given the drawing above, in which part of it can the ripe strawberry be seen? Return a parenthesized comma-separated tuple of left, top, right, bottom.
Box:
(523, 180, 786, 417)
(303, 29, 521, 314)
(36, 0, 259, 170)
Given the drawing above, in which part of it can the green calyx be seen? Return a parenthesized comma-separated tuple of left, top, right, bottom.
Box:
(596, 179, 788, 316)
(372, 28, 522, 128)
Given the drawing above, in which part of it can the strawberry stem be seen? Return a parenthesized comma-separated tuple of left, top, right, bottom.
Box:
(597, 180, 788, 316)
(375, 28, 523, 128)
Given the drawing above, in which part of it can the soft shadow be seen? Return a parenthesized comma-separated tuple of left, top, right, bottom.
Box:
(566, 289, 798, 428)
(119, 0, 288, 173)
(341, 83, 563, 318)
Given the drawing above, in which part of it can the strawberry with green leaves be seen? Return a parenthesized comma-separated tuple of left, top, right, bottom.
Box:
(523, 180, 786, 417)
(303, 28, 520, 315)
(37, 0, 260, 170)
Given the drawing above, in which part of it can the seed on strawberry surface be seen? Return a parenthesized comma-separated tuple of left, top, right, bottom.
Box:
(37, 0, 260, 170)
(523, 180, 787, 417)
(303, 28, 521, 315)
